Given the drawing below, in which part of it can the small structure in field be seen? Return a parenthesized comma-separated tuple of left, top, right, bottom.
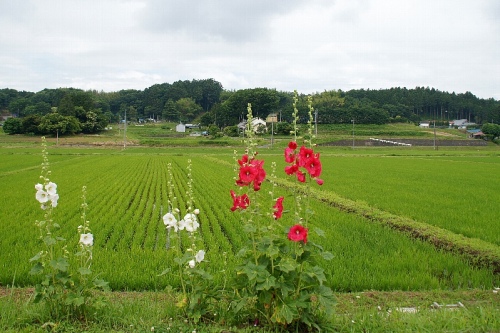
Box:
(175, 123, 186, 132)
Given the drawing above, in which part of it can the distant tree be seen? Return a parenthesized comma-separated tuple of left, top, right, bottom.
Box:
(8, 98, 29, 116)
(38, 113, 81, 135)
(199, 111, 214, 127)
(162, 99, 178, 122)
(80, 110, 108, 133)
(2, 117, 23, 134)
(223, 125, 239, 137)
(276, 122, 293, 135)
(208, 124, 220, 137)
(175, 97, 202, 122)
(58, 94, 75, 116)
(481, 123, 500, 140)
(21, 114, 42, 134)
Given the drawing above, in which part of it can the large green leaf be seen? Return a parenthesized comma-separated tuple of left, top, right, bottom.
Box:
(272, 302, 297, 324)
(277, 257, 298, 273)
(50, 257, 69, 271)
(256, 274, 276, 291)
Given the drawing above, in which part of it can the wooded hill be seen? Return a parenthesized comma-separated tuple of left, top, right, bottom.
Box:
(1, 79, 499, 135)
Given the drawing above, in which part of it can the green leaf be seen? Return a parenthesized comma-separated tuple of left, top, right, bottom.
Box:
(265, 244, 279, 259)
(29, 262, 43, 275)
(277, 257, 298, 273)
(321, 251, 334, 260)
(78, 267, 92, 275)
(316, 285, 336, 316)
(43, 236, 56, 246)
(241, 262, 266, 281)
(243, 223, 257, 233)
(49, 258, 69, 272)
(272, 302, 297, 324)
(66, 294, 85, 306)
(308, 265, 327, 285)
(159, 268, 171, 276)
(93, 278, 110, 290)
(29, 252, 42, 262)
(314, 228, 326, 237)
(256, 274, 276, 291)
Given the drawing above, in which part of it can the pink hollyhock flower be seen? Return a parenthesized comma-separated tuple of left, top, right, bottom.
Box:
(288, 224, 308, 244)
(284, 147, 296, 163)
(315, 178, 324, 185)
(230, 190, 250, 211)
(273, 196, 284, 219)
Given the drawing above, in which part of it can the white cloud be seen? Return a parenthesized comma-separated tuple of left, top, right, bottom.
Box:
(0, 0, 499, 99)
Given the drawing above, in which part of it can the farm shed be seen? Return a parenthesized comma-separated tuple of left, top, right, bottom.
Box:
(175, 123, 186, 132)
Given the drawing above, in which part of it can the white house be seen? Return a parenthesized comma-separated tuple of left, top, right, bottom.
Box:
(419, 122, 430, 128)
(238, 117, 268, 133)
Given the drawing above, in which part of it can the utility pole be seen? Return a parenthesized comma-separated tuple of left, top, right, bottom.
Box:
(123, 109, 127, 149)
(351, 119, 355, 149)
(315, 110, 318, 136)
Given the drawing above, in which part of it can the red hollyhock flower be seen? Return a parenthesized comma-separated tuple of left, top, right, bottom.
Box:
(298, 146, 314, 167)
(236, 155, 266, 191)
(315, 178, 324, 185)
(238, 165, 259, 185)
(288, 141, 298, 150)
(296, 170, 306, 183)
(273, 196, 284, 219)
(288, 224, 308, 243)
(304, 154, 322, 178)
(285, 163, 298, 175)
(230, 190, 250, 211)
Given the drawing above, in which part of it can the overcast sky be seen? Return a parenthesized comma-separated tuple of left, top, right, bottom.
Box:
(1, 0, 499, 99)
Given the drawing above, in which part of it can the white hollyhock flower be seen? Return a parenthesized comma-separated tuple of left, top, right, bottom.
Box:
(50, 193, 59, 207)
(36, 190, 49, 203)
(182, 213, 199, 232)
(163, 213, 178, 231)
(193, 209, 200, 215)
(80, 233, 94, 246)
(195, 250, 205, 263)
(188, 259, 196, 268)
(35, 183, 43, 191)
(45, 182, 57, 196)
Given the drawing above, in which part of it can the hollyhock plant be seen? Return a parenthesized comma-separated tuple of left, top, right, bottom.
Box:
(160, 160, 211, 323)
(228, 99, 335, 331)
(30, 138, 108, 320)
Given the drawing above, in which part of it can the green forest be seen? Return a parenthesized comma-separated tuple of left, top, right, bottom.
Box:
(1, 78, 499, 136)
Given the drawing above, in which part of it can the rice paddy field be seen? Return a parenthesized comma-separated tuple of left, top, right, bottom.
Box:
(0, 128, 499, 295)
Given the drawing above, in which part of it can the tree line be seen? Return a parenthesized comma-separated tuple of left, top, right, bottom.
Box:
(1, 79, 499, 136)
